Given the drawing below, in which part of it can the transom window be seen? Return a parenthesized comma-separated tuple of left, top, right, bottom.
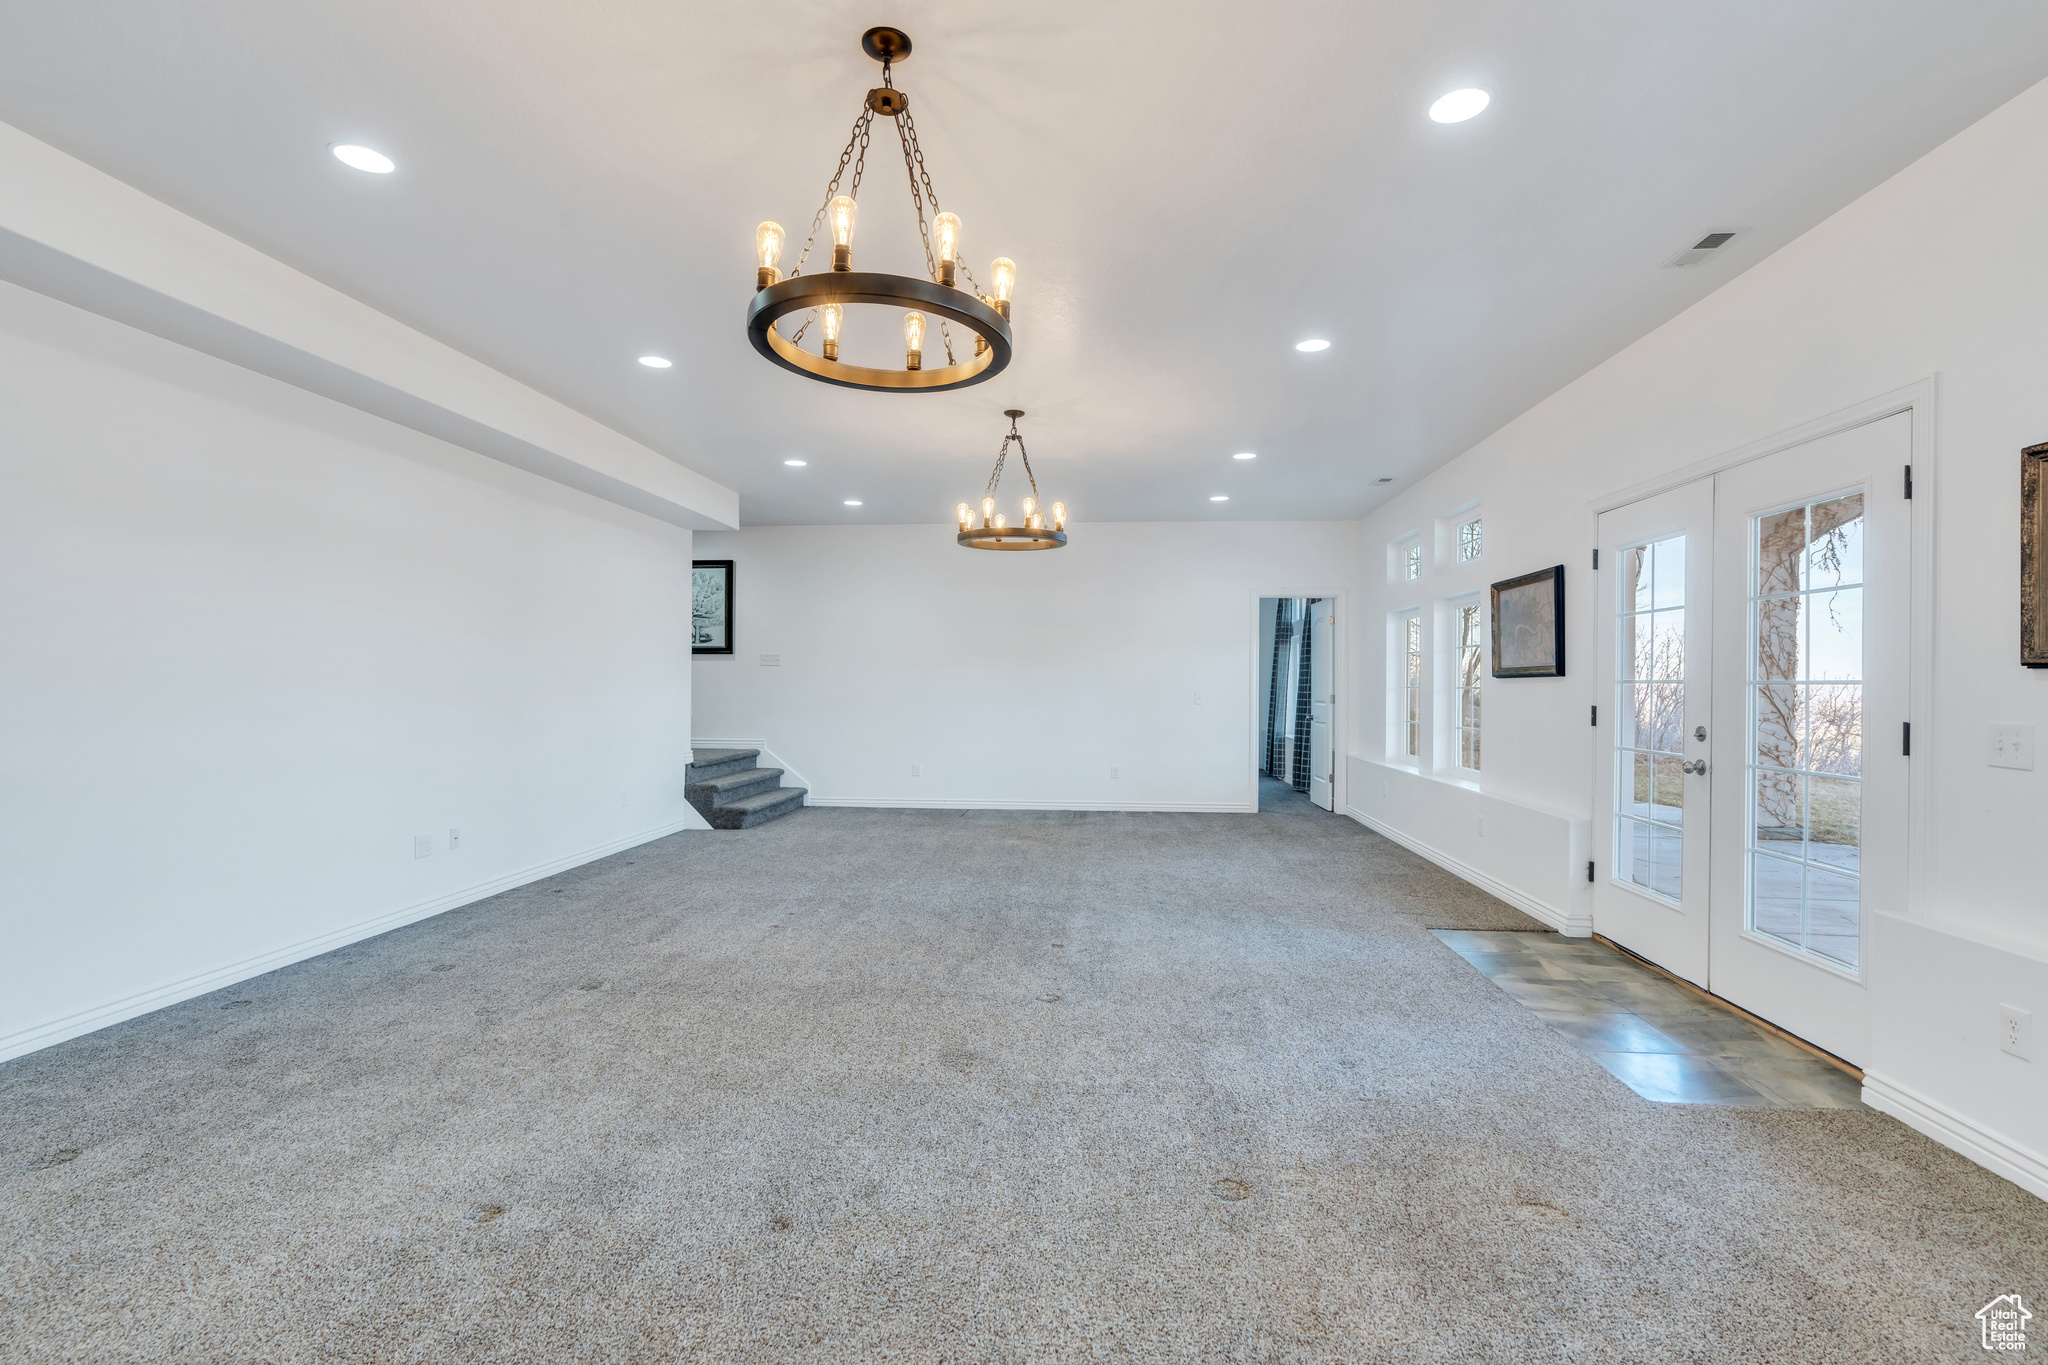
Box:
(1457, 518, 1483, 562)
(1406, 542, 1422, 580)
(1616, 535, 1685, 899)
(1748, 491, 1864, 970)
(1455, 603, 1481, 769)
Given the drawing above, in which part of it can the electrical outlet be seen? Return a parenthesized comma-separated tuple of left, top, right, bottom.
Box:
(1477, 816, 1486, 837)
(2000, 1004, 2033, 1061)
(1110, 766, 1120, 779)
(448, 828, 461, 851)
(911, 763, 922, 777)
(759, 653, 781, 667)
(1990, 724, 2035, 770)
(1194, 691, 1204, 705)
(413, 835, 432, 859)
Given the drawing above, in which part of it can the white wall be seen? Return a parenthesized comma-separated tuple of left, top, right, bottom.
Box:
(0, 279, 706, 1061)
(692, 523, 1358, 811)
(1353, 77, 2048, 1194)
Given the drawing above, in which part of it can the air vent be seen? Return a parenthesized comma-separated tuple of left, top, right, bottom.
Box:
(1373, 477, 1394, 485)
(1664, 226, 1748, 268)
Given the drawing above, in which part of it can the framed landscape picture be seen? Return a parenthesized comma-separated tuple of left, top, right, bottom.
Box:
(692, 560, 733, 655)
(1491, 564, 1565, 677)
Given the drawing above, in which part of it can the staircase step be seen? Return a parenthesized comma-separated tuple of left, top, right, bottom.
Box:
(686, 767, 785, 805)
(708, 786, 807, 829)
(686, 748, 760, 782)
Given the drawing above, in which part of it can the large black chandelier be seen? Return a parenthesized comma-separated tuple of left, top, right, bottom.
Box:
(747, 28, 1016, 393)
(957, 411, 1066, 551)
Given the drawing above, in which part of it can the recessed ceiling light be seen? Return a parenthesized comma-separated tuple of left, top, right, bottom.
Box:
(1428, 88, 1491, 124)
(1234, 452, 1257, 460)
(843, 499, 862, 506)
(1210, 495, 1230, 502)
(331, 144, 395, 174)
(784, 459, 807, 466)
(638, 355, 672, 368)
(1295, 339, 1330, 353)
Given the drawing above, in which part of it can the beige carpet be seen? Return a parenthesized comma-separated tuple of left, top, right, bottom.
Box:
(3, 806, 2042, 1363)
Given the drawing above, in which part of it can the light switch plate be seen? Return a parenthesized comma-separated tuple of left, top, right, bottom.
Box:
(413, 835, 432, 859)
(759, 653, 781, 667)
(448, 828, 461, 850)
(1990, 724, 2035, 770)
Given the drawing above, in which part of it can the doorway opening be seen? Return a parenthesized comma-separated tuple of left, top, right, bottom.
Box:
(1258, 597, 1335, 814)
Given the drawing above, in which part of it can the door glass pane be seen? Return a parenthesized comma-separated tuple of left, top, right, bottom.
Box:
(1747, 493, 1864, 970)
(1621, 818, 1654, 890)
(1625, 545, 1652, 614)
(1752, 854, 1804, 947)
(1614, 532, 1687, 901)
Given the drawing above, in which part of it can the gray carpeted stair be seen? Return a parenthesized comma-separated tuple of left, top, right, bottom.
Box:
(685, 748, 806, 829)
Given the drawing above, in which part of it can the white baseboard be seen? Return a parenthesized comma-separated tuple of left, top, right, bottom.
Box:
(1861, 1069, 2048, 1203)
(1346, 805, 1590, 936)
(806, 796, 1256, 813)
(0, 814, 707, 1065)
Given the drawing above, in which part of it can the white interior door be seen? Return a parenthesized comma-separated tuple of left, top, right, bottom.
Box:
(1708, 413, 1909, 1067)
(1594, 478, 1715, 986)
(1308, 604, 1334, 810)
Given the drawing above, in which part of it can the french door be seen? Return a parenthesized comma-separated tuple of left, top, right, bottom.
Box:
(1593, 479, 1716, 987)
(1595, 412, 1910, 1066)
(1707, 413, 1909, 1065)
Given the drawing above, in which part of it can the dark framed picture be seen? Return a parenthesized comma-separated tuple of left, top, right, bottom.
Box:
(692, 560, 733, 655)
(2025, 443, 2048, 667)
(1491, 565, 1565, 677)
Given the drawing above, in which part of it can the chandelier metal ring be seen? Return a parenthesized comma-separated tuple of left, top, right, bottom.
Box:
(956, 524, 1067, 551)
(747, 272, 1012, 393)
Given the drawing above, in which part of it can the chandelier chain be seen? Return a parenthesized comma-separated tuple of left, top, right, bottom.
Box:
(982, 434, 1009, 501)
(790, 108, 874, 279)
(981, 418, 1041, 507)
(893, 109, 958, 365)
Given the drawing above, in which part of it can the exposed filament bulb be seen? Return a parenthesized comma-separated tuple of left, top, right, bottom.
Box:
(755, 221, 784, 289)
(820, 303, 843, 361)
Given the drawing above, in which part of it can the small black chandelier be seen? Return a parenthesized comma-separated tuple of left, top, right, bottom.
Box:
(747, 28, 1016, 394)
(957, 411, 1066, 551)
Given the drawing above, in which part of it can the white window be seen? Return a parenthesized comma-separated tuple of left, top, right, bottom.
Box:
(1456, 603, 1482, 769)
(1402, 615, 1423, 758)
(1405, 542, 1422, 581)
(1457, 518, 1484, 562)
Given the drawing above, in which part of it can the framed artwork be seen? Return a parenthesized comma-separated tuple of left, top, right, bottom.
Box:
(1490, 564, 1565, 677)
(2026, 442, 2048, 667)
(692, 560, 734, 655)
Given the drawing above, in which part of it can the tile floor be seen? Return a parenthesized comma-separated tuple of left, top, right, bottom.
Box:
(1434, 929, 1864, 1107)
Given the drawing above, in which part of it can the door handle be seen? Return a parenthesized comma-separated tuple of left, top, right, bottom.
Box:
(1682, 759, 1708, 776)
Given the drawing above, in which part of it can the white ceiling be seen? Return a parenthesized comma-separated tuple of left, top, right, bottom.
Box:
(2, 1, 2045, 525)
